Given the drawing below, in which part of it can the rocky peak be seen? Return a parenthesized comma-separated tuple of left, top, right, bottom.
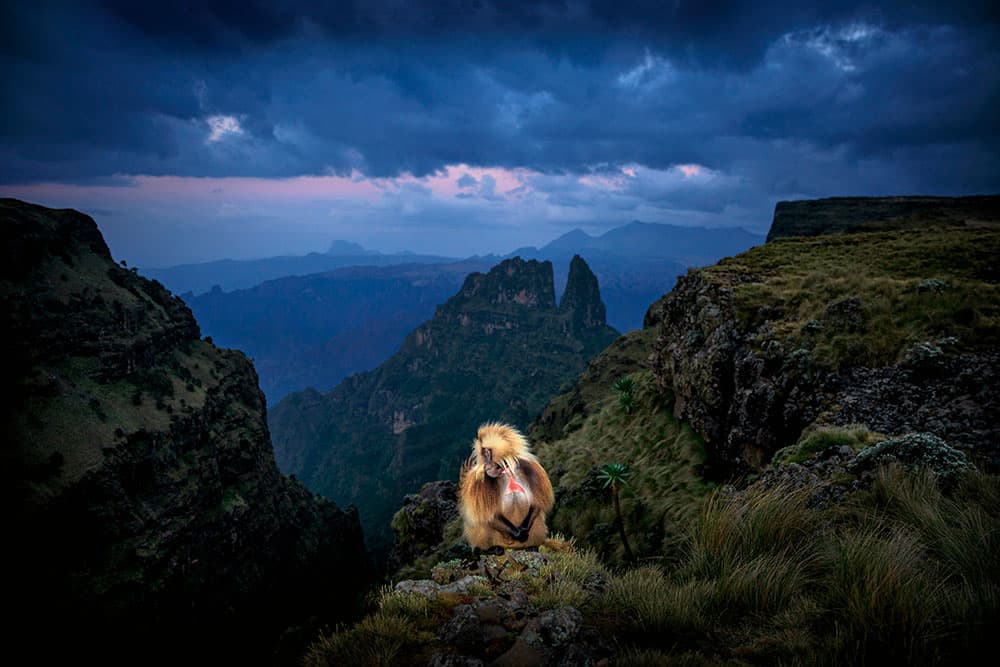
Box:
(559, 254, 607, 331)
(456, 256, 556, 308)
(1, 198, 112, 278)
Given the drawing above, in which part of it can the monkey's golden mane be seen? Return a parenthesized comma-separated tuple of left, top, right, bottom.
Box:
(474, 421, 533, 471)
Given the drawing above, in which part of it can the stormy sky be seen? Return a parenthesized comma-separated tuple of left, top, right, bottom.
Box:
(2, 1, 999, 266)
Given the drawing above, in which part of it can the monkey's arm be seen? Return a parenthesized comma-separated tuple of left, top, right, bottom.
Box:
(518, 458, 554, 513)
(491, 512, 533, 543)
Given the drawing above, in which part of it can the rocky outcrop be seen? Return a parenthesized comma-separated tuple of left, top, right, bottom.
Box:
(651, 270, 1000, 477)
(389, 480, 464, 573)
(1, 199, 369, 663)
(559, 254, 607, 332)
(393, 552, 609, 666)
(650, 272, 829, 475)
(457, 257, 557, 308)
(651, 222, 1000, 477)
(270, 256, 619, 554)
(767, 195, 1000, 241)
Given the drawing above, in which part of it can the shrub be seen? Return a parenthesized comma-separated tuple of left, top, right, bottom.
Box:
(614, 375, 637, 413)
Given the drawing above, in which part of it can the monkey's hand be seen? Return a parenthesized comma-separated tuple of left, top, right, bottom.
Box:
(494, 515, 530, 542)
(510, 526, 530, 542)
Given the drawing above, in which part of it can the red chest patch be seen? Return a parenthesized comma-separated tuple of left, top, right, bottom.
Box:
(506, 477, 526, 494)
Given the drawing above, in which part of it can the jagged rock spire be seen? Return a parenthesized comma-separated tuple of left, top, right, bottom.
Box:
(560, 254, 607, 330)
(457, 257, 557, 308)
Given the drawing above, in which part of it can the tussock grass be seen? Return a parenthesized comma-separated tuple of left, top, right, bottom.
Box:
(825, 523, 943, 661)
(601, 566, 711, 638)
(538, 547, 608, 586)
(303, 612, 433, 667)
(374, 588, 438, 619)
(600, 465, 1000, 663)
(706, 227, 1000, 369)
(533, 578, 589, 610)
(684, 485, 816, 575)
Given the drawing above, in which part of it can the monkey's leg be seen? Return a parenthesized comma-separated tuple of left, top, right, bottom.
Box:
(523, 512, 549, 548)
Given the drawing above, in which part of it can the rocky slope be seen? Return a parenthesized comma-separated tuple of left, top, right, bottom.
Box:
(0, 199, 368, 663)
(653, 220, 1000, 479)
(269, 255, 619, 553)
(767, 194, 1000, 241)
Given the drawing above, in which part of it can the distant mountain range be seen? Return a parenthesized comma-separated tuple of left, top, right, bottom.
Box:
(517, 221, 762, 265)
(186, 260, 493, 401)
(172, 222, 762, 402)
(143, 243, 461, 296)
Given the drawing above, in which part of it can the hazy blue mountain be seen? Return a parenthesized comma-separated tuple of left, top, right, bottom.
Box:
(326, 239, 377, 255)
(143, 247, 460, 296)
(516, 222, 764, 330)
(184, 260, 492, 402)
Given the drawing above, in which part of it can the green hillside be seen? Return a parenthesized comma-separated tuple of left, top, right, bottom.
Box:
(270, 255, 619, 552)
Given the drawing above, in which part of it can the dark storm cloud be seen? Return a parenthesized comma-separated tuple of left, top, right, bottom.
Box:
(1, 0, 998, 203)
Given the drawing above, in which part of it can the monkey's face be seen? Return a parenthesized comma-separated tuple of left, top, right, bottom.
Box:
(479, 446, 505, 478)
(475, 423, 523, 474)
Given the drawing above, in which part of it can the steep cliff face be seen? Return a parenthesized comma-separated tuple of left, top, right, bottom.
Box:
(650, 271, 827, 474)
(652, 222, 1000, 477)
(269, 255, 619, 553)
(0, 199, 368, 662)
(767, 195, 1000, 241)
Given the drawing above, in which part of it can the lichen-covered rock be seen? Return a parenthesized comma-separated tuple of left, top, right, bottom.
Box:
(390, 480, 460, 572)
(441, 605, 483, 651)
(834, 351, 1000, 469)
(522, 606, 583, 648)
(395, 574, 491, 597)
(849, 433, 973, 484)
(650, 272, 826, 476)
(387, 550, 610, 666)
(428, 654, 485, 667)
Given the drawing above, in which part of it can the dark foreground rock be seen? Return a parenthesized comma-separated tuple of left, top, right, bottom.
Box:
(0, 199, 370, 664)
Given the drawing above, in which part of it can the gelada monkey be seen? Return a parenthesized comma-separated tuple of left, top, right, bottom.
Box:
(459, 422, 554, 552)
